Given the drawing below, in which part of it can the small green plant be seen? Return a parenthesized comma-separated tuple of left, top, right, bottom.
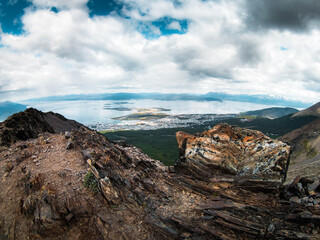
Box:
(83, 171, 99, 193)
(307, 148, 317, 159)
(302, 140, 318, 159)
(303, 140, 310, 151)
(212, 192, 219, 197)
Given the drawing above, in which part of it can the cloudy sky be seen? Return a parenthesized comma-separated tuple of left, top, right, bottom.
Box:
(0, 0, 319, 103)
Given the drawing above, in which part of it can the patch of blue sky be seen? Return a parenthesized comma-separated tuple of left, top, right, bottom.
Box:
(50, 7, 59, 14)
(87, 0, 124, 17)
(0, 0, 31, 35)
(138, 17, 189, 39)
(87, 0, 188, 38)
(280, 46, 289, 51)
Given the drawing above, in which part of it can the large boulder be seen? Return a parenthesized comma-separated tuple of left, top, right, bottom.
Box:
(175, 123, 290, 183)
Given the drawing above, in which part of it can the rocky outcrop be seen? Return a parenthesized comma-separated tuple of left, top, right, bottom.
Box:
(0, 113, 320, 239)
(175, 123, 290, 185)
(0, 108, 84, 146)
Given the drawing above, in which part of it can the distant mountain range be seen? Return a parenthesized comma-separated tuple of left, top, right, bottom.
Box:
(25, 93, 221, 102)
(25, 92, 311, 108)
(0, 101, 27, 122)
(204, 92, 310, 108)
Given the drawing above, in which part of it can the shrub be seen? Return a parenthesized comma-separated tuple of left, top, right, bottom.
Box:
(83, 171, 99, 193)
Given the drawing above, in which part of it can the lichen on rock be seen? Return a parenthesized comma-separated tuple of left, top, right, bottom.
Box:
(175, 123, 290, 184)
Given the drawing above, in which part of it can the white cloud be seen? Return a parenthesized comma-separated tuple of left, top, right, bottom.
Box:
(167, 21, 181, 31)
(29, 0, 88, 9)
(8, 0, 18, 6)
(0, 0, 319, 104)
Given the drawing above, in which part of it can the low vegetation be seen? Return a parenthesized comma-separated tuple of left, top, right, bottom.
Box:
(105, 128, 180, 165)
(237, 115, 257, 119)
(294, 140, 318, 160)
(83, 171, 99, 193)
(303, 140, 318, 159)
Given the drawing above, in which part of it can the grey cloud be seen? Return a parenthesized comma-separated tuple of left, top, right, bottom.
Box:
(245, 0, 320, 32)
(0, 87, 31, 101)
(187, 64, 232, 80)
(172, 48, 232, 80)
(237, 38, 261, 65)
(305, 80, 320, 92)
(0, 85, 10, 95)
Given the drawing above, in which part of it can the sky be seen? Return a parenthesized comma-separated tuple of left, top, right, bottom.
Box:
(0, 0, 319, 104)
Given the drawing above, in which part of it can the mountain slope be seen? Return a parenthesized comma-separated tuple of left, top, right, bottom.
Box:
(279, 117, 320, 182)
(293, 102, 320, 117)
(278, 102, 320, 182)
(1, 109, 319, 239)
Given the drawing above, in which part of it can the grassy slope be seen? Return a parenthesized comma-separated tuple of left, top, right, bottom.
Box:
(104, 114, 319, 166)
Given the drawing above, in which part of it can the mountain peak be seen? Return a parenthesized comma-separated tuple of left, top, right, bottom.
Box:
(0, 108, 83, 146)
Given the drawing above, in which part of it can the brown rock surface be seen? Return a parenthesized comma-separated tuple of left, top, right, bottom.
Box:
(176, 123, 290, 184)
(0, 112, 319, 239)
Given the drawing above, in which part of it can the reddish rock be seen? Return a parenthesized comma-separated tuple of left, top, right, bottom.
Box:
(176, 123, 290, 183)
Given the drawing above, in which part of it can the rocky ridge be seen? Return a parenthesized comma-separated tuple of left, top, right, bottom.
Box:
(0, 108, 83, 147)
(0, 109, 320, 239)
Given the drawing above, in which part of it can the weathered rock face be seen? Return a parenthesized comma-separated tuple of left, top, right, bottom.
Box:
(176, 123, 290, 184)
(1, 113, 320, 240)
